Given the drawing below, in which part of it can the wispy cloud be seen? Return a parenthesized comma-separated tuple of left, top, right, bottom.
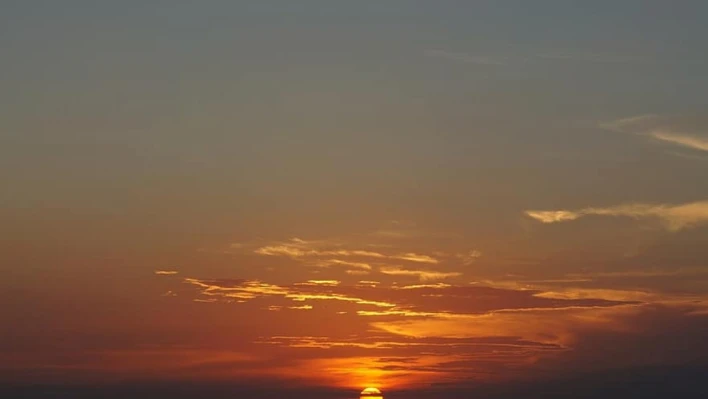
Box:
(424, 49, 505, 65)
(395, 283, 451, 290)
(426, 48, 645, 69)
(314, 259, 372, 270)
(525, 210, 583, 224)
(181, 278, 630, 318)
(154, 270, 179, 275)
(650, 130, 708, 152)
(526, 200, 708, 231)
(380, 267, 461, 282)
(394, 253, 439, 264)
(184, 278, 396, 308)
(252, 238, 440, 267)
(535, 51, 644, 63)
(288, 305, 313, 310)
(346, 269, 371, 276)
(601, 114, 708, 154)
(294, 280, 341, 287)
(456, 250, 482, 265)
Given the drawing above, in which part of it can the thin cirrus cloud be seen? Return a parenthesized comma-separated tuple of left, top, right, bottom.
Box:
(180, 278, 627, 316)
(255, 245, 386, 260)
(345, 269, 371, 276)
(526, 200, 708, 231)
(226, 234, 482, 279)
(457, 250, 482, 265)
(652, 131, 708, 152)
(379, 266, 462, 282)
(535, 51, 644, 63)
(248, 237, 445, 278)
(184, 278, 397, 308)
(154, 270, 179, 275)
(294, 280, 341, 287)
(424, 49, 505, 65)
(314, 259, 373, 270)
(601, 114, 708, 154)
(394, 253, 439, 264)
(426, 48, 642, 68)
(253, 238, 438, 263)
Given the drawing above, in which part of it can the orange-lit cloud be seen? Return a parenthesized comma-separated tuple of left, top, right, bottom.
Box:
(525, 210, 582, 223)
(602, 114, 708, 153)
(250, 238, 446, 280)
(650, 130, 708, 152)
(315, 259, 373, 270)
(253, 238, 387, 260)
(456, 250, 482, 265)
(526, 200, 708, 231)
(380, 267, 461, 281)
(393, 253, 439, 264)
(184, 278, 396, 308)
(346, 270, 372, 275)
(294, 280, 341, 286)
(395, 283, 451, 290)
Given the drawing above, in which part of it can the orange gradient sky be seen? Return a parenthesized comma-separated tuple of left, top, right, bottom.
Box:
(2, 1, 708, 396)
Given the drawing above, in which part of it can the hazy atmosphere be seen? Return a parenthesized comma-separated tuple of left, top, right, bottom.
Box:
(2, 1, 708, 398)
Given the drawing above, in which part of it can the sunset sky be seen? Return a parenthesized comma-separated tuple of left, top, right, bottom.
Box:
(2, 1, 708, 398)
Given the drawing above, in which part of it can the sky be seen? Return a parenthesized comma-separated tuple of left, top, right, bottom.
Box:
(2, 1, 708, 398)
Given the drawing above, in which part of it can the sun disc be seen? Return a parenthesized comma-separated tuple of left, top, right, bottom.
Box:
(360, 387, 382, 396)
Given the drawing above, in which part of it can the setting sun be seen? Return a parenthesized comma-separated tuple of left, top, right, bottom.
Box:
(361, 387, 383, 398)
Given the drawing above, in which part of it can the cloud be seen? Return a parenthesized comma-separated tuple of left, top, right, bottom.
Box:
(379, 267, 461, 281)
(315, 259, 372, 270)
(254, 245, 310, 258)
(426, 49, 645, 71)
(651, 131, 708, 152)
(254, 238, 386, 260)
(252, 238, 440, 267)
(154, 270, 179, 275)
(526, 200, 708, 231)
(294, 280, 340, 287)
(395, 283, 451, 290)
(371, 220, 420, 239)
(92, 274, 692, 387)
(257, 336, 569, 387)
(601, 114, 708, 153)
(184, 278, 396, 308)
(472, 267, 708, 303)
(524, 210, 582, 223)
(345, 269, 371, 276)
(370, 301, 708, 381)
(425, 49, 505, 65)
(288, 305, 313, 310)
(536, 51, 644, 63)
(456, 250, 482, 265)
(532, 288, 658, 302)
(181, 277, 629, 318)
(393, 253, 439, 264)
